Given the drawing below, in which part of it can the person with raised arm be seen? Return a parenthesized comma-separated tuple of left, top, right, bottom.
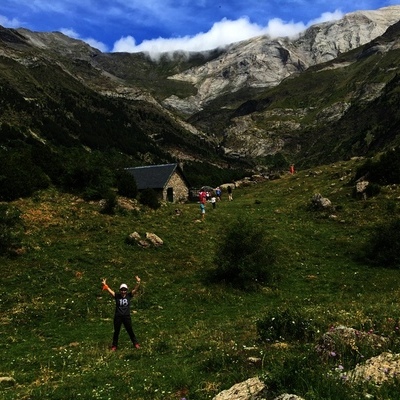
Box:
(102, 275, 141, 351)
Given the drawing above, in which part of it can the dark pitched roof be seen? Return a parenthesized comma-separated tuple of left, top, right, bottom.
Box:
(125, 163, 188, 190)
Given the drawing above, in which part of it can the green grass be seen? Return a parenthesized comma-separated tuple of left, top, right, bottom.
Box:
(1, 159, 400, 399)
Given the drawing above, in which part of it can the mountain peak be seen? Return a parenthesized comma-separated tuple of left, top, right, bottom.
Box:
(163, 6, 400, 115)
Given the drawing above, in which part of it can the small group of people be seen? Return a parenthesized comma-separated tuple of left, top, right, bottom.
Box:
(198, 185, 233, 219)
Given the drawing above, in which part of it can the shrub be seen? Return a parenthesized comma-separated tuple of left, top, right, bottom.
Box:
(101, 191, 117, 215)
(139, 188, 160, 210)
(60, 152, 114, 200)
(261, 347, 320, 396)
(354, 147, 400, 185)
(365, 182, 381, 197)
(183, 160, 247, 188)
(0, 149, 50, 201)
(116, 170, 138, 199)
(209, 216, 277, 290)
(363, 219, 400, 268)
(31, 144, 65, 185)
(257, 307, 317, 343)
(264, 152, 288, 171)
(0, 204, 24, 255)
(352, 182, 381, 199)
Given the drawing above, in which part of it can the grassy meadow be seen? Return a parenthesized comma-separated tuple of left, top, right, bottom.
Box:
(2, 158, 400, 400)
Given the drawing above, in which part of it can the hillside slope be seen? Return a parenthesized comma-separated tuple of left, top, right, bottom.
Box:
(1, 158, 400, 399)
(0, 26, 219, 167)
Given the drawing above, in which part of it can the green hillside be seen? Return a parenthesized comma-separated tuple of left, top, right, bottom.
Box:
(1, 158, 400, 399)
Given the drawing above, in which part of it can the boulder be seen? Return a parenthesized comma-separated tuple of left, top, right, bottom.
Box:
(310, 193, 332, 210)
(146, 232, 163, 246)
(220, 183, 235, 190)
(356, 180, 369, 193)
(117, 197, 138, 212)
(347, 352, 400, 385)
(316, 325, 389, 360)
(355, 180, 369, 200)
(212, 377, 266, 400)
(212, 377, 305, 400)
(126, 232, 163, 247)
(126, 231, 141, 245)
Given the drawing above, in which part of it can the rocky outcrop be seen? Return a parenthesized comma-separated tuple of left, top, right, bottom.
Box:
(347, 352, 400, 384)
(212, 377, 266, 400)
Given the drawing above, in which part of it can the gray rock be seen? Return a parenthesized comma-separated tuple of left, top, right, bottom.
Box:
(311, 193, 332, 209)
(212, 377, 266, 400)
(273, 395, 305, 400)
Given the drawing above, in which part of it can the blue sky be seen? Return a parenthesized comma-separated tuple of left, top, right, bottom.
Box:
(0, 1, 399, 54)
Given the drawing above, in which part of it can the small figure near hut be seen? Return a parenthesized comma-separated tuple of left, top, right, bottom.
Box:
(199, 189, 207, 204)
(198, 188, 207, 220)
(215, 186, 222, 201)
(227, 185, 233, 201)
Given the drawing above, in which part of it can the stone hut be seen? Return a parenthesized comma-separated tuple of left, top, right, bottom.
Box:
(125, 163, 190, 203)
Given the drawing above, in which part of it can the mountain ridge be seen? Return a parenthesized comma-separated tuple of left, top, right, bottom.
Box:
(1, 6, 400, 177)
(163, 6, 400, 115)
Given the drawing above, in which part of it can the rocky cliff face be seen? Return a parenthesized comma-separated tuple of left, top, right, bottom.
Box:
(163, 6, 400, 116)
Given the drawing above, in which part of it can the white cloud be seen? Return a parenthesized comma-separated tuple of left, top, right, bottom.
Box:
(111, 10, 344, 57)
(113, 35, 137, 52)
(60, 28, 109, 52)
(113, 17, 265, 53)
(308, 10, 343, 25)
(0, 14, 21, 28)
(84, 38, 109, 52)
(264, 18, 307, 38)
(60, 28, 79, 38)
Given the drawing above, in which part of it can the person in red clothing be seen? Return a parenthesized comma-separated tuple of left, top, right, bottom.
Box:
(198, 189, 207, 220)
(102, 276, 141, 351)
(199, 189, 207, 204)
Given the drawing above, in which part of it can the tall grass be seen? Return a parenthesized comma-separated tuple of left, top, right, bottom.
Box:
(1, 159, 400, 399)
